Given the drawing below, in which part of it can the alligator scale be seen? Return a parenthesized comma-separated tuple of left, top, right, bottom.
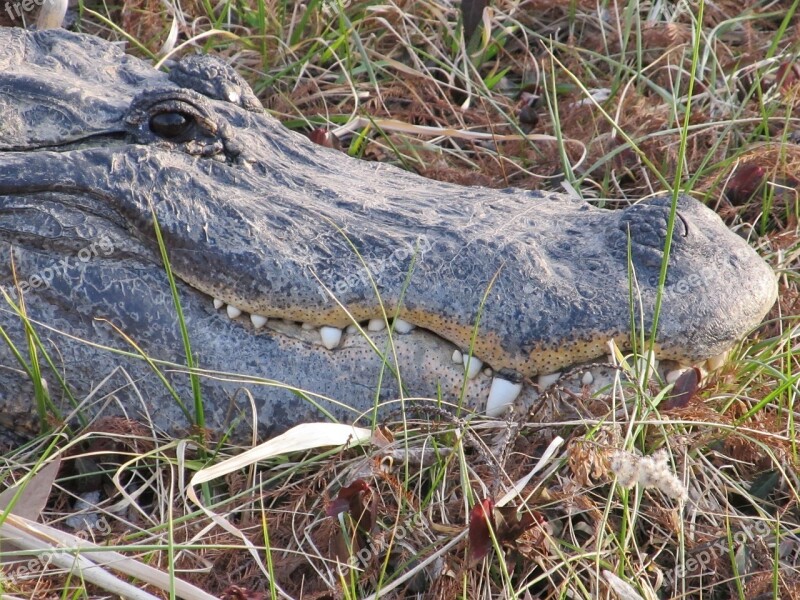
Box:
(0, 28, 777, 439)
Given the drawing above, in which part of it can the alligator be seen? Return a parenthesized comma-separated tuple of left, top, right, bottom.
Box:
(0, 27, 778, 440)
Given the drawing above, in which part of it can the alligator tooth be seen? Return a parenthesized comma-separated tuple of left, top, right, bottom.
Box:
(301, 322, 315, 330)
(226, 305, 242, 319)
(393, 318, 415, 334)
(706, 350, 728, 371)
(367, 319, 386, 332)
(581, 371, 594, 386)
(486, 378, 522, 417)
(213, 298, 225, 310)
(537, 372, 561, 389)
(483, 367, 493, 377)
(320, 326, 343, 350)
(637, 351, 658, 375)
(451, 349, 463, 364)
(462, 355, 483, 379)
(250, 314, 268, 329)
(346, 324, 358, 334)
(36, 0, 67, 29)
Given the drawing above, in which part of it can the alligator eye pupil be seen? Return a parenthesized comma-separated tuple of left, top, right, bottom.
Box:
(149, 111, 193, 139)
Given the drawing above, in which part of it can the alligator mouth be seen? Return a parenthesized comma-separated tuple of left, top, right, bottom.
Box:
(0, 184, 748, 429)
(193, 283, 734, 416)
(1, 132, 128, 153)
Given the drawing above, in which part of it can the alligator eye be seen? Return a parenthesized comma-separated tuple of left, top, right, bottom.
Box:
(149, 111, 195, 140)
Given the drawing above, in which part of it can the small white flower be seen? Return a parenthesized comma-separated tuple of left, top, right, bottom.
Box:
(610, 449, 687, 502)
(610, 450, 639, 488)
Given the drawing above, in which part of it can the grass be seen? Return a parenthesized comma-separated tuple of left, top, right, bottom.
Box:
(0, 0, 799, 599)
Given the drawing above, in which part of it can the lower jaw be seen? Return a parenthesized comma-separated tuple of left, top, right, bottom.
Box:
(0, 311, 731, 444)
(202, 303, 727, 424)
(204, 294, 733, 420)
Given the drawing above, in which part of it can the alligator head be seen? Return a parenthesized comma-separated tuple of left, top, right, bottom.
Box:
(0, 28, 778, 438)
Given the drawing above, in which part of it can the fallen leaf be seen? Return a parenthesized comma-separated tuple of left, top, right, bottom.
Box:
(468, 498, 495, 566)
(308, 128, 341, 149)
(0, 457, 62, 565)
(775, 61, 800, 92)
(726, 162, 766, 205)
(371, 425, 394, 448)
(604, 569, 645, 600)
(662, 367, 700, 410)
(517, 92, 540, 127)
(327, 479, 374, 534)
(0, 457, 60, 520)
(749, 470, 780, 501)
(495, 506, 544, 544)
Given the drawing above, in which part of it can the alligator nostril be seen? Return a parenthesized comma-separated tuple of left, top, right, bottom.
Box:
(676, 212, 689, 237)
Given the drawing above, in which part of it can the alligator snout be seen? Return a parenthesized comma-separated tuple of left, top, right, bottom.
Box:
(607, 199, 689, 270)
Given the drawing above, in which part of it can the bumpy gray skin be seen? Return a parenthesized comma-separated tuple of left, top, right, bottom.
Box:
(0, 28, 778, 439)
